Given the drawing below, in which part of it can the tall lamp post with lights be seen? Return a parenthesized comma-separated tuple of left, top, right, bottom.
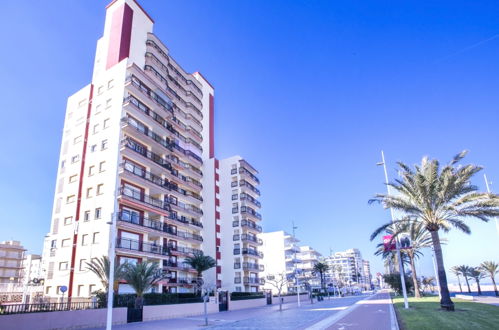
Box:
(377, 151, 409, 309)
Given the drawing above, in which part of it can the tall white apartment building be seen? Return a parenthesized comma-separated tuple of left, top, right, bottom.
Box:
(325, 249, 366, 288)
(259, 231, 301, 293)
(297, 246, 322, 288)
(42, 0, 263, 299)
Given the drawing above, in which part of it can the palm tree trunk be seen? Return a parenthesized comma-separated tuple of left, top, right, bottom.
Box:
(430, 230, 454, 311)
(492, 276, 498, 297)
(464, 276, 471, 293)
(457, 275, 462, 293)
(408, 253, 421, 298)
(475, 279, 482, 295)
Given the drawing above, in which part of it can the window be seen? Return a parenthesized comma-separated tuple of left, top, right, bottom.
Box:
(84, 210, 90, 221)
(101, 139, 108, 150)
(97, 184, 104, 195)
(95, 208, 102, 219)
(92, 232, 100, 244)
(108, 79, 114, 89)
(103, 118, 110, 129)
(50, 239, 57, 248)
(79, 259, 87, 271)
(89, 165, 95, 176)
(69, 175, 77, 183)
(97, 86, 104, 94)
(73, 136, 82, 144)
(86, 187, 93, 198)
(77, 285, 85, 296)
(105, 99, 112, 108)
(45, 286, 51, 295)
(93, 124, 99, 134)
(78, 99, 87, 107)
(95, 104, 102, 113)
(61, 239, 71, 247)
(64, 217, 73, 225)
(90, 144, 97, 152)
(89, 285, 96, 296)
(61, 160, 66, 169)
(66, 195, 75, 204)
(82, 234, 89, 246)
(71, 155, 80, 163)
(99, 161, 106, 172)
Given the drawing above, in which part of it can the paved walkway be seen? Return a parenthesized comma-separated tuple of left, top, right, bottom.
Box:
(95, 291, 397, 329)
(472, 296, 499, 306)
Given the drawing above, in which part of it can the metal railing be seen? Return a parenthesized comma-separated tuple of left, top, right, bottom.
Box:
(0, 301, 103, 315)
(116, 237, 170, 256)
(119, 186, 170, 212)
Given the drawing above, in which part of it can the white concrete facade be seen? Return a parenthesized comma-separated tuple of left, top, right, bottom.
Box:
(259, 231, 301, 294)
(297, 246, 322, 288)
(325, 248, 370, 290)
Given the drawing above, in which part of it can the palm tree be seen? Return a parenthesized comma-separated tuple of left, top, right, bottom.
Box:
(450, 266, 463, 293)
(372, 220, 434, 298)
(86, 256, 125, 293)
(421, 276, 436, 293)
(456, 265, 473, 293)
(122, 261, 164, 308)
(370, 151, 499, 311)
(469, 267, 485, 295)
(480, 261, 498, 296)
(312, 262, 329, 291)
(183, 251, 216, 294)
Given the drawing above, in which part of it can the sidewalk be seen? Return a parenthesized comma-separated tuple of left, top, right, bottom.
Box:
(472, 296, 499, 306)
(323, 291, 398, 330)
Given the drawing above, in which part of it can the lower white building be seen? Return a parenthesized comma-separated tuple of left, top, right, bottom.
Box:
(297, 246, 322, 289)
(325, 249, 365, 289)
(259, 231, 301, 294)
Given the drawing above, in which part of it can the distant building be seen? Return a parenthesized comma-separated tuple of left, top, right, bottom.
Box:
(259, 231, 301, 293)
(362, 260, 372, 289)
(21, 254, 44, 286)
(297, 246, 322, 289)
(325, 248, 370, 290)
(0, 240, 26, 284)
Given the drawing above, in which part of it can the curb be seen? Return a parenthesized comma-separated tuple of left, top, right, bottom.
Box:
(388, 294, 401, 330)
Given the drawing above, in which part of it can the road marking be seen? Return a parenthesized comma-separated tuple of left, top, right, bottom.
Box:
(305, 295, 377, 330)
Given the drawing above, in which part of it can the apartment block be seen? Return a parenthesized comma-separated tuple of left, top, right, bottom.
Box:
(297, 246, 322, 289)
(42, 0, 263, 299)
(325, 248, 370, 290)
(259, 231, 301, 294)
(0, 241, 26, 284)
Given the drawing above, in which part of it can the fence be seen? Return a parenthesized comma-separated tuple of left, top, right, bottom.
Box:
(0, 301, 104, 315)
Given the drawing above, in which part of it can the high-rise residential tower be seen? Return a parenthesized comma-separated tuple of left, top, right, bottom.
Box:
(43, 0, 264, 299)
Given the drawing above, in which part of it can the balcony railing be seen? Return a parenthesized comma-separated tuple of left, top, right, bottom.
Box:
(240, 193, 261, 208)
(233, 220, 262, 232)
(239, 167, 260, 184)
(162, 260, 194, 271)
(119, 186, 170, 212)
(168, 214, 203, 228)
(233, 248, 263, 258)
(239, 180, 260, 196)
(123, 138, 172, 170)
(240, 206, 262, 220)
(233, 234, 262, 245)
(234, 262, 264, 271)
(127, 74, 174, 115)
(122, 117, 173, 152)
(117, 212, 202, 242)
(116, 237, 169, 256)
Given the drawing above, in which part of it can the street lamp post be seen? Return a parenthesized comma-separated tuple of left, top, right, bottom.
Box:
(377, 150, 409, 309)
(292, 222, 300, 307)
(105, 214, 117, 330)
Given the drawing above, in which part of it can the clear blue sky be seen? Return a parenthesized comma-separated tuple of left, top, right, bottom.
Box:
(1, 0, 498, 282)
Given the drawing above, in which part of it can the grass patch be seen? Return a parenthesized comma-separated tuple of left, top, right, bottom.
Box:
(392, 296, 499, 330)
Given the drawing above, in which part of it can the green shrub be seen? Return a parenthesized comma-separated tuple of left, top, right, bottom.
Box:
(383, 273, 414, 295)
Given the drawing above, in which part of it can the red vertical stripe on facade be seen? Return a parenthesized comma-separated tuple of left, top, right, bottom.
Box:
(209, 94, 215, 158)
(106, 3, 134, 69)
(68, 84, 94, 299)
(214, 158, 220, 287)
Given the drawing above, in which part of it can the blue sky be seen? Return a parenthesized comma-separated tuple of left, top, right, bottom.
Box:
(1, 0, 498, 282)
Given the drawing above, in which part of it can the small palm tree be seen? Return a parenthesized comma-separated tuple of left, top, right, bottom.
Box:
(86, 256, 125, 293)
(469, 267, 485, 295)
(370, 151, 499, 311)
(450, 266, 463, 293)
(183, 251, 216, 294)
(372, 220, 434, 298)
(456, 265, 473, 293)
(422, 276, 436, 293)
(122, 261, 164, 308)
(312, 262, 329, 291)
(480, 261, 498, 296)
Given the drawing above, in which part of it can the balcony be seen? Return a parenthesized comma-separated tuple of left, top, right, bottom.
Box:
(239, 167, 260, 184)
(117, 212, 202, 242)
(162, 260, 195, 272)
(239, 180, 260, 196)
(121, 116, 173, 154)
(119, 186, 170, 213)
(233, 219, 262, 232)
(234, 262, 264, 271)
(126, 74, 174, 115)
(240, 193, 261, 208)
(243, 277, 263, 285)
(122, 138, 172, 171)
(116, 238, 169, 256)
(240, 206, 262, 220)
(233, 234, 262, 245)
(168, 214, 203, 228)
(233, 248, 263, 258)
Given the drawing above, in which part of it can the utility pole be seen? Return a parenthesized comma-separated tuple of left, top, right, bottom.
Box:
(292, 221, 300, 307)
(106, 214, 117, 330)
(377, 151, 409, 309)
(484, 174, 499, 238)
